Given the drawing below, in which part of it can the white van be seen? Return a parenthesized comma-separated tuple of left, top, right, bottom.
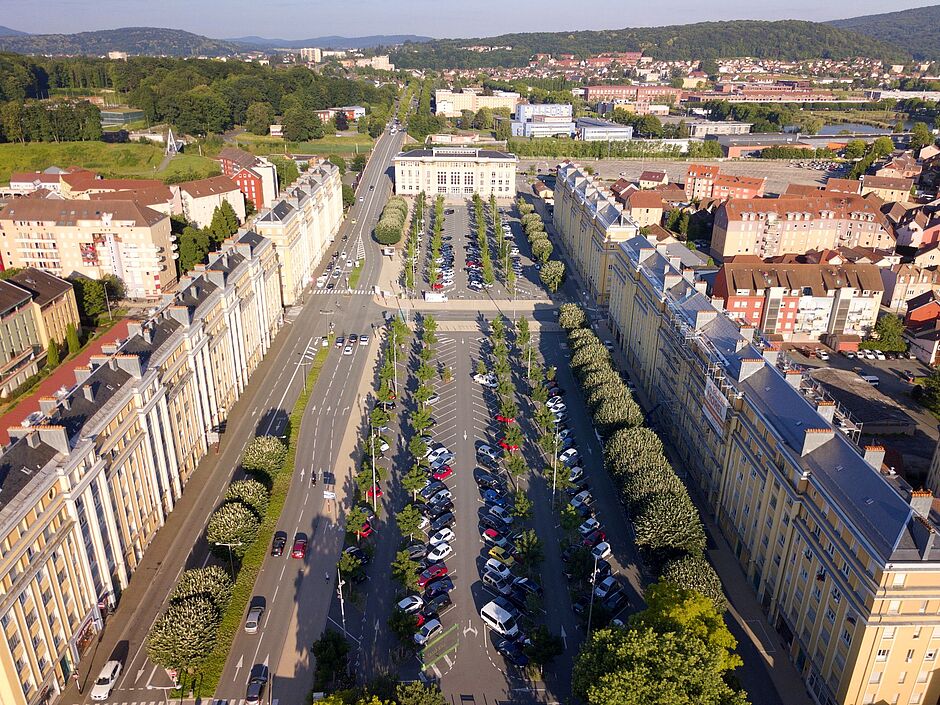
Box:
(859, 374, 880, 387)
(424, 291, 448, 302)
(480, 600, 519, 637)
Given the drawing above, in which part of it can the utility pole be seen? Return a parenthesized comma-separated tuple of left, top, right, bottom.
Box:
(336, 566, 347, 634)
(370, 427, 377, 512)
(587, 554, 599, 639)
(214, 542, 242, 580)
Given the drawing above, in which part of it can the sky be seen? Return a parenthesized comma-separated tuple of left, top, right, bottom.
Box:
(0, 0, 935, 39)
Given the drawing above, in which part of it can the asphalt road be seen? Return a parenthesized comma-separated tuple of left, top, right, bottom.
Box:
(65, 125, 404, 705)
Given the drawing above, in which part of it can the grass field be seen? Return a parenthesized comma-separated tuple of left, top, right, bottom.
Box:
(0, 142, 220, 184)
(235, 132, 374, 155)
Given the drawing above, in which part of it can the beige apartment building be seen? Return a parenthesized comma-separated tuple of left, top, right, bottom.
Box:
(254, 161, 344, 306)
(608, 234, 940, 705)
(394, 147, 518, 200)
(553, 161, 639, 305)
(433, 88, 520, 117)
(0, 229, 282, 705)
(0, 199, 177, 299)
(7, 269, 80, 349)
(177, 175, 246, 229)
(711, 196, 896, 261)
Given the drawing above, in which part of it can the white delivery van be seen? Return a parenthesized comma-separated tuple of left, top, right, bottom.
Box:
(480, 600, 519, 637)
(859, 374, 880, 387)
(424, 292, 448, 302)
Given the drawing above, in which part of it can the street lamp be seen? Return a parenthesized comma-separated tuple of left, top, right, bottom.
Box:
(336, 566, 347, 634)
(551, 420, 560, 503)
(370, 426, 378, 512)
(587, 554, 599, 639)
(214, 542, 242, 580)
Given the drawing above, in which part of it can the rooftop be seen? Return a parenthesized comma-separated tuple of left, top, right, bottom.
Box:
(8, 268, 73, 307)
(0, 198, 166, 228)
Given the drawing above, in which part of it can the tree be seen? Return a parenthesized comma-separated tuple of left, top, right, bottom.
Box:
(269, 156, 299, 190)
(46, 340, 60, 368)
(311, 629, 350, 692)
(206, 502, 260, 557)
(539, 260, 565, 292)
(505, 454, 528, 485)
(403, 463, 428, 501)
(328, 154, 347, 174)
(633, 492, 706, 563)
(514, 528, 544, 566)
(146, 597, 219, 674)
(531, 238, 553, 264)
(871, 136, 895, 158)
(347, 505, 370, 541)
(71, 276, 107, 322)
(101, 274, 125, 301)
(352, 154, 367, 172)
(391, 549, 420, 587)
(844, 139, 867, 159)
(661, 555, 727, 611)
(66, 323, 81, 356)
(511, 492, 533, 520)
(225, 479, 270, 518)
(342, 183, 356, 209)
(396, 504, 424, 540)
(558, 303, 586, 330)
(241, 435, 287, 480)
(388, 608, 419, 646)
(396, 680, 447, 705)
(245, 102, 273, 135)
(170, 566, 233, 612)
(338, 550, 363, 587)
(526, 625, 564, 667)
(860, 313, 907, 352)
(335, 111, 349, 131)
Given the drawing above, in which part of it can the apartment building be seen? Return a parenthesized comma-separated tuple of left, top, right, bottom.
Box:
(684, 164, 766, 201)
(608, 234, 940, 705)
(583, 84, 682, 104)
(0, 199, 177, 299)
(553, 161, 639, 305)
(178, 175, 245, 229)
(881, 263, 940, 312)
(254, 162, 344, 306)
(433, 89, 520, 117)
(0, 230, 282, 705)
(216, 148, 279, 210)
(860, 175, 914, 203)
(393, 147, 518, 200)
(7, 269, 80, 350)
(711, 196, 895, 261)
(712, 262, 882, 342)
(0, 282, 41, 395)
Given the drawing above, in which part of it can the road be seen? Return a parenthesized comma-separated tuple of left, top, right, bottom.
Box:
(65, 124, 404, 705)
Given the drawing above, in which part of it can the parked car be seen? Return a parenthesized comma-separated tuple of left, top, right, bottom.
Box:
(484, 557, 513, 581)
(414, 618, 443, 646)
(594, 576, 623, 600)
(488, 546, 516, 567)
(495, 637, 530, 667)
(430, 512, 456, 532)
(429, 527, 456, 546)
(417, 563, 449, 587)
(423, 592, 453, 616)
(90, 661, 122, 701)
(592, 541, 612, 560)
(423, 576, 455, 598)
(426, 542, 454, 562)
(397, 595, 424, 614)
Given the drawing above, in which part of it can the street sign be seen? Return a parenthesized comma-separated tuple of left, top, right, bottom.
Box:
(323, 490, 336, 499)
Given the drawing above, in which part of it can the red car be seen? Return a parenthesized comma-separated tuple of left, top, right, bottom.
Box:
(582, 529, 607, 548)
(499, 439, 520, 452)
(291, 533, 308, 559)
(432, 465, 454, 481)
(417, 563, 449, 587)
(495, 414, 515, 424)
(366, 485, 384, 499)
(431, 282, 444, 290)
(358, 521, 375, 538)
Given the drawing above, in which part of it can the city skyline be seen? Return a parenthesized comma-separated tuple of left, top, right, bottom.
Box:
(0, 0, 934, 40)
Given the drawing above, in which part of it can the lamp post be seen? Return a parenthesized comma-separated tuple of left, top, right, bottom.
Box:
(214, 542, 242, 580)
(587, 553, 599, 639)
(336, 566, 347, 634)
(551, 420, 559, 503)
(370, 426, 377, 513)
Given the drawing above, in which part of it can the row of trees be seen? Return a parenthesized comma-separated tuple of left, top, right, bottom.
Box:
(0, 99, 102, 144)
(507, 137, 721, 160)
(516, 199, 565, 292)
(403, 193, 424, 292)
(848, 136, 898, 180)
(406, 80, 446, 142)
(146, 435, 287, 679)
(471, 194, 496, 285)
(427, 196, 447, 288)
(374, 196, 409, 245)
(558, 303, 726, 606)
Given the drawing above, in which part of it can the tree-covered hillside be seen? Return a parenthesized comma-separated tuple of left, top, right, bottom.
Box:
(0, 27, 243, 57)
(389, 20, 910, 69)
(829, 4, 940, 60)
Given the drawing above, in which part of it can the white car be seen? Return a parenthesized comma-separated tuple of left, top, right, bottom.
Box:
(429, 527, 456, 546)
(427, 447, 452, 464)
(414, 618, 443, 646)
(378, 439, 390, 453)
(547, 397, 566, 411)
(474, 373, 498, 388)
(244, 604, 265, 634)
(488, 505, 513, 525)
(316, 275, 327, 288)
(343, 345, 353, 355)
(90, 661, 122, 701)
(594, 576, 622, 600)
(428, 489, 453, 505)
(484, 557, 512, 581)
(559, 448, 580, 467)
(397, 595, 424, 613)
(578, 517, 601, 536)
(426, 542, 453, 562)
(426, 393, 440, 405)
(477, 444, 499, 462)
(592, 541, 612, 560)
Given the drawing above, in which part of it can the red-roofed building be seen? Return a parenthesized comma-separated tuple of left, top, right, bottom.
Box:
(216, 148, 280, 210)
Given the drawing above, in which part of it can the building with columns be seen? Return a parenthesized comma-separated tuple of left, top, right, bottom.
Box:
(254, 161, 344, 306)
(0, 230, 282, 705)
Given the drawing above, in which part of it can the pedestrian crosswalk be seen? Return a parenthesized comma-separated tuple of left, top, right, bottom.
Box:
(311, 288, 372, 296)
(75, 699, 281, 705)
(354, 234, 366, 262)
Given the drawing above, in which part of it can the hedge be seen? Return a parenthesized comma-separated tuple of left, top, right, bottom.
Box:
(374, 196, 409, 245)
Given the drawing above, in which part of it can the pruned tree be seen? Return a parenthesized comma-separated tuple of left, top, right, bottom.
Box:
(559, 303, 586, 330)
(241, 436, 287, 480)
(206, 502, 260, 556)
(396, 504, 424, 540)
(634, 492, 707, 562)
(225, 479, 270, 519)
(170, 566, 233, 613)
(661, 554, 727, 611)
(539, 260, 565, 292)
(146, 597, 219, 674)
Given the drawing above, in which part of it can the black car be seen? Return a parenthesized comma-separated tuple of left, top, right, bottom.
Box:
(593, 559, 613, 582)
(474, 470, 503, 489)
(512, 576, 543, 597)
(430, 512, 456, 531)
(603, 590, 629, 615)
(424, 576, 455, 598)
(495, 637, 530, 667)
(403, 543, 427, 561)
(425, 504, 454, 522)
(424, 592, 453, 615)
(245, 664, 269, 705)
(478, 514, 504, 532)
(504, 585, 531, 613)
(428, 496, 454, 513)
(270, 531, 287, 556)
(344, 545, 369, 565)
(420, 481, 448, 501)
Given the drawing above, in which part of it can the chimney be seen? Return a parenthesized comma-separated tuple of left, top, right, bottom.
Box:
(911, 489, 934, 519)
(785, 369, 803, 388)
(83, 384, 95, 403)
(25, 432, 41, 448)
(101, 343, 119, 355)
(127, 321, 143, 338)
(816, 400, 836, 423)
(694, 309, 717, 330)
(863, 445, 886, 470)
(763, 345, 780, 366)
(142, 325, 154, 345)
(114, 354, 142, 379)
(910, 514, 936, 560)
(737, 357, 764, 382)
(663, 272, 682, 291)
(37, 425, 70, 454)
(74, 366, 92, 385)
(801, 428, 834, 456)
(39, 397, 57, 415)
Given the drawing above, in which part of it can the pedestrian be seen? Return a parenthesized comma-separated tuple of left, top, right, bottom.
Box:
(325, 571, 330, 582)
(73, 672, 81, 694)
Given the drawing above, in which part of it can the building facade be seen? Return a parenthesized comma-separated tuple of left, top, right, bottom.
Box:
(711, 196, 895, 261)
(0, 282, 41, 395)
(433, 89, 520, 117)
(0, 199, 177, 299)
(254, 162, 344, 306)
(574, 117, 634, 142)
(608, 234, 940, 705)
(7, 269, 80, 349)
(881, 264, 940, 312)
(0, 230, 282, 705)
(216, 148, 279, 211)
(860, 175, 914, 203)
(712, 262, 882, 342)
(178, 175, 246, 229)
(583, 84, 682, 103)
(393, 148, 518, 200)
(685, 164, 766, 201)
(552, 161, 639, 305)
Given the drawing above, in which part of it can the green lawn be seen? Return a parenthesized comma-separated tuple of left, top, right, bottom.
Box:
(235, 132, 373, 155)
(0, 142, 220, 184)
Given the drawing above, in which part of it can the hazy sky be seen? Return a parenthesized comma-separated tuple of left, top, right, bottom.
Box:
(1, 0, 934, 39)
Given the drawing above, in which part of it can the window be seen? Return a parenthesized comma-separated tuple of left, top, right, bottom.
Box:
(825, 607, 836, 624)
(885, 626, 897, 639)
(869, 671, 882, 684)
(841, 628, 852, 646)
(926, 650, 936, 661)
(889, 600, 901, 615)
(877, 649, 889, 662)
(893, 573, 906, 587)
(898, 671, 907, 684)
(907, 649, 915, 663)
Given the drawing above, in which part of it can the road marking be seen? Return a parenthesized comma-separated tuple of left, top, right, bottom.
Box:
(233, 654, 243, 680)
(463, 619, 478, 637)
